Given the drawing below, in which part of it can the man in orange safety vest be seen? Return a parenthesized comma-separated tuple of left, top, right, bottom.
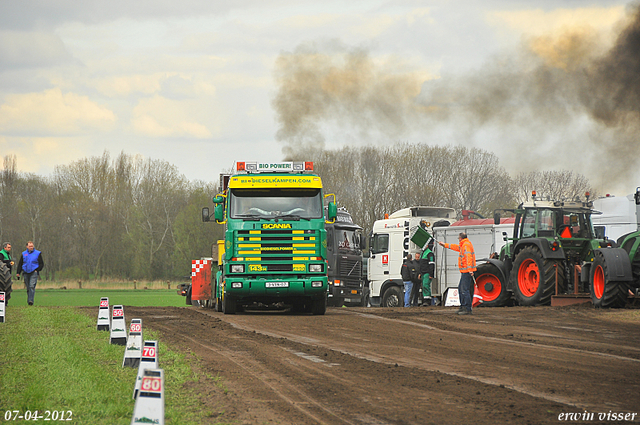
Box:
(439, 232, 476, 315)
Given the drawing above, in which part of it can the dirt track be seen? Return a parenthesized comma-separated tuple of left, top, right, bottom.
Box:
(121, 304, 640, 424)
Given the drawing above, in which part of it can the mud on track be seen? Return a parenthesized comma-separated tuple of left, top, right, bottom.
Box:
(118, 305, 640, 425)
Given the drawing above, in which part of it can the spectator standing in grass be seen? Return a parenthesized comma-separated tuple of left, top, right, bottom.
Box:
(0, 242, 13, 305)
(17, 241, 44, 306)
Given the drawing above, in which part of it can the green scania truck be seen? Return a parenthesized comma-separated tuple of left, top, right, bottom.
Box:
(203, 161, 336, 315)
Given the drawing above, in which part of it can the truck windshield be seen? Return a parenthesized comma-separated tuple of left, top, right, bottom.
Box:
(229, 188, 323, 219)
(335, 228, 362, 252)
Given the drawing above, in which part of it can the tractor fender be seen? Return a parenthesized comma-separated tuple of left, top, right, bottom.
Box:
(593, 248, 633, 282)
(476, 258, 509, 284)
(513, 239, 565, 260)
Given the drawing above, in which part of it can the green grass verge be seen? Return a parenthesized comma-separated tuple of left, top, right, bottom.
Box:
(0, 307, 223, 424)
(6, 289, 188, 307)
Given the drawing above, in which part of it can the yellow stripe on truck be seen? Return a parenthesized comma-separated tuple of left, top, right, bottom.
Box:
(228, 175, 322, 189)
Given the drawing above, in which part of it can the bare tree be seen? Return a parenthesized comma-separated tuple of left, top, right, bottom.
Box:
(513, 170, 594, 204)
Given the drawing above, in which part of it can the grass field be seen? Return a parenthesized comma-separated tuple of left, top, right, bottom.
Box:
(5, 289, 188, 307)
(0, 306, 225, 425)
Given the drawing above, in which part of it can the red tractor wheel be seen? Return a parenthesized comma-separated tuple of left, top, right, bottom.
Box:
(475, 263, 510, 307)
(511, 246, 563, 306)
(590, 251, 629, 308)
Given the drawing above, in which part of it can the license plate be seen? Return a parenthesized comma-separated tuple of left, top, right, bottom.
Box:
(266, 281, 289, 288)
(344, 298, 352, 303)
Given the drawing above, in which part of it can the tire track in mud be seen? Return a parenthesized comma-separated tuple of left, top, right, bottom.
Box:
(151, 321, 359, 425)
(197, 308, 640, 412)
(122, 306, 640, 424)
(219, 313, 583, 408)
(349, 311, 640, 363)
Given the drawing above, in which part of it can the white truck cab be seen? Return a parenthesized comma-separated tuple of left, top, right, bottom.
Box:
(367, 206, 456, 307)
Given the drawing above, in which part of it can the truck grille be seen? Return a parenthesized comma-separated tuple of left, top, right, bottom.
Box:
(235, 229, 320, 274)
(338, 258, 362, 279)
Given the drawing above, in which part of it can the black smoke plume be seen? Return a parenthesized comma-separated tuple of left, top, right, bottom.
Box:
(272, 6, 640, 191)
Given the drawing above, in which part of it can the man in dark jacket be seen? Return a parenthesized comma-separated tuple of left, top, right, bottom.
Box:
(410, 253, 422, 307)
(0, 242, 13, 305)
(400, 254, 414, 308)
(17, 241, 44, 306)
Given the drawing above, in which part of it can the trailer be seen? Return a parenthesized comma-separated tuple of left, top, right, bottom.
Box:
(592, 189, 640, 242)
(432, 217, 514, 306)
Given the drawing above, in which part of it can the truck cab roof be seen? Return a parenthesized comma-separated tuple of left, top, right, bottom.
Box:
(519, 199, 595, 213)
(389, 206, 456, 219)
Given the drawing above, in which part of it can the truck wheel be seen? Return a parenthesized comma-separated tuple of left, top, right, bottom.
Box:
(382, 286, 403, 308)
(291, 302, 306, 313)
(185, 287, 192, 306)
(590, 251, 630, 308)
(222, 295, 236, 314)
(311, 297, 326, 315)
(361, 288, 370, 307)
(475, 263, 510, 307)
(511, 246, 563, 306)
(328, 297, 343, 307)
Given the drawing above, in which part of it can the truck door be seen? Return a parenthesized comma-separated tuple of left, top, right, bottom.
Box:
(368, 233, 389, 296)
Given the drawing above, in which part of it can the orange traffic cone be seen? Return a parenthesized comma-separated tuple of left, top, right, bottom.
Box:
(472, 285, 483, 308)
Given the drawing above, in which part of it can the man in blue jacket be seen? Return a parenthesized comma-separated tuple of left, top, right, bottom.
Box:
(16, 241, 44, 306)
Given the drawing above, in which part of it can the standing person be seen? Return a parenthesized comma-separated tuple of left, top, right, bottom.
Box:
(0, 242, 13, 305)
(420, 240, 436, 306)
(439, 233, 476, 315)
(410, 253, 422, 307)
(400, 254, 414, 308)
(16, 241, 44, 306)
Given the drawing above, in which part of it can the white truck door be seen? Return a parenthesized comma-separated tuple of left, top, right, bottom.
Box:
(368, 232, 390, 297)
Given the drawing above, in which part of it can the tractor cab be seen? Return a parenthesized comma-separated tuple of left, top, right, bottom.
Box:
(507, 193, 602, 261)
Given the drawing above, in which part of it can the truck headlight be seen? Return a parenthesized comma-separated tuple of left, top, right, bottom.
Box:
(309, 264, 324, 273)
(231, 264, 244, 273)
(311, 281, 324, 288)
(231, 282, 243, 289)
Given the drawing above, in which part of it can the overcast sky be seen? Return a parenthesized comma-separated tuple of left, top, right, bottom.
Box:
(0, 1, 638, 194)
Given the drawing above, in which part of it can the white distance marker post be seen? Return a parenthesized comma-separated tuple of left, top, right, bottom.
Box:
(110, 305, 127, 345)
(444, 287, 461, 307)
(97, 297, 110, 331)
(133, 340, 159, 399)
(130, 368, 164, 425)
(123, 319, 143, 368)
(0, 292, 5, 323)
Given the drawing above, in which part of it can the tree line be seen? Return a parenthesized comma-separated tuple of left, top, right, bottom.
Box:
(0, 145, 593, 280)
(300, 144, 594, 234)
(0, 153, 222, 281)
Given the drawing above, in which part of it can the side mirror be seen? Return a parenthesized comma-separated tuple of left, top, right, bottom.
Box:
(202, 207, 210, 222)
(327, 202, 337, 221)
(214, 203, 225, 223)
(213, 195, 225, 204)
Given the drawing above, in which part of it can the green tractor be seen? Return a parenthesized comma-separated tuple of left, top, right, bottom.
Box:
(475, 192, 640, 308)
